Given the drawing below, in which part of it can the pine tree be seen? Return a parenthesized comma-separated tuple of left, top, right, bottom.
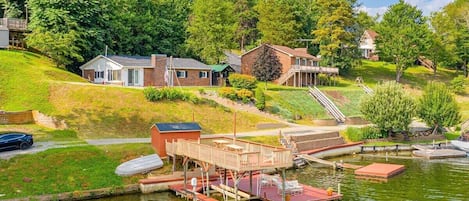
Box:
(186, 0, 237, 64)
(252, 45, 282, 89)
(256, 0, 297, 46)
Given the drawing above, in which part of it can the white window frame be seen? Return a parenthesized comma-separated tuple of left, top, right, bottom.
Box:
(177, 70, 187, 78)
(107, 70, 121, 81)
(95, 71, 104, 79)
(199, 71, 208, 78)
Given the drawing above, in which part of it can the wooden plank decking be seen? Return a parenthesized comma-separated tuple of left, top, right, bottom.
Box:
(355, 163, 405, 178)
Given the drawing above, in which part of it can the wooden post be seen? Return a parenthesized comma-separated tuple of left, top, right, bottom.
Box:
(249, 171, 253, 194)
(281, 168, 286, 201)
(233, 112, 237, 143)
(234, 171, 239, 201)
(183, 159, 188, 191)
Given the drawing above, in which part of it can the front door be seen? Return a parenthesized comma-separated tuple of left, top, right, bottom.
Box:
(128, 69, 139, 86)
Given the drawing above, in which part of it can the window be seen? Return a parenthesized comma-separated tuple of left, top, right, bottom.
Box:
(199, 71, 208, 78)
(107, 70, 121, 81)
(312, 61, 319, 67)
(177, 71, 187, 78)
(94, 71, 104, 79)
(301, 59, 307, 66)
(295, 57, 300, 65)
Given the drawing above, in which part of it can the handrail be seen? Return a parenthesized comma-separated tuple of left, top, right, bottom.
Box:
(0, 18, 27, 30)
(308, 86, 345, 123)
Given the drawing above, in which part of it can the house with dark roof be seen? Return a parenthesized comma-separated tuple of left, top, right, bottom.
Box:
(359, 30, 379, 61)
(79, 54, 213, 87)
(209, 64, 236, 86)
(241, 44, 338, 87)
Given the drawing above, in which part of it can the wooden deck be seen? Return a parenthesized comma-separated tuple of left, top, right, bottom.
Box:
(166, 137, 293, 172)
(212, 174, 342, 201)
(299, 154, 363, 169)
(412, 145, 466, 159)
(355, 163, 405, 178)
(0, 18, 27, 31)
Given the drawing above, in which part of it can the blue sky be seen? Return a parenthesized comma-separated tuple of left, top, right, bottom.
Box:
(358, 0, 454, 16)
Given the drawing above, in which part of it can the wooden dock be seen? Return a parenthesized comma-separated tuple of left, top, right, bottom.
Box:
(355, 163, 405, 179)
(298, 154, 363, 169)
(412, 145, 466, 159)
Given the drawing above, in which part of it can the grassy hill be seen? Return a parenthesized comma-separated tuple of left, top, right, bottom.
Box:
(0, 50, 278, 139)
(262, 60, 469, 122)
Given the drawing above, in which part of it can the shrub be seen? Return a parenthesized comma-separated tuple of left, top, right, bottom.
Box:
(255, 87, 266, 110)
(144, 87, 196, 102)
(450, 75, 466, 94)
(143, 87, 162, 101)
(228, 73, 257, 90)
(218, 87, 237, 100)
(236, 89, 253, 103)
(198, 88, 206, 95)
(344, 126, 386, 142)
(344, 127, 363, 142)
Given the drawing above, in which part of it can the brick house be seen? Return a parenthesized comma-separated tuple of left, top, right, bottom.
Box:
(79, 54, 212, 87)
(359, 30, 379, 61)
(241, 44, 338, 87)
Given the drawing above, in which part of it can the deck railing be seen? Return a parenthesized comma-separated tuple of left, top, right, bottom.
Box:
(166, 138, 293, 171)
(291, 65, 339, 74)
(0, 18, 27, 31)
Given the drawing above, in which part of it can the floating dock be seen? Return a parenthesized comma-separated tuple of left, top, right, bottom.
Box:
(412, 145, 467, 159)
(355, 163, 405, 179)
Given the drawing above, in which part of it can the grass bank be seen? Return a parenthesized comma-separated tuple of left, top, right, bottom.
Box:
(0, 144, 166, 199)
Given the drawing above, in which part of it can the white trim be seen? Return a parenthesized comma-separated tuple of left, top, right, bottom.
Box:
(79, 55, 123, 70)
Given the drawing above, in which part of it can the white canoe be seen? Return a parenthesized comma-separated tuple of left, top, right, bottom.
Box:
(451, 140, 469, 153)
(115, 154, 163, 176)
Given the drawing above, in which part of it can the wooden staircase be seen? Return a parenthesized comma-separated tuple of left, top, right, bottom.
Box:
(277, 67, 296, 86)
(418, 56, 434, 70)
(308, 86, 346, 123)
(359, 84, 374, 95)
(285, 131, 345, 152)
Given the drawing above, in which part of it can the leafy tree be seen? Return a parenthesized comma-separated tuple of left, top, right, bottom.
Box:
(417, 82, 461, 135)
(252, 45, 282, 89)
(312, 0, 357, 72)
(375, 0, 430, 82)
(234, 0, 258, 52)
(27, 0, 113, 72)
(1, 0, 22, 18)
(450, 75, 467, 94)
(360, 81, 416, 136)
(186, 0, 237, 64)
(256, 0, 297, 46)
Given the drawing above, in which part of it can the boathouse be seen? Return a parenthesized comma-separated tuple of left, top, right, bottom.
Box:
(151, 122, 201, 157)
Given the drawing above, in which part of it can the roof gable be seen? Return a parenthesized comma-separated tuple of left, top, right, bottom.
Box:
(107, 55, 153, 67)
(79, 55, 123, 70)
(154, 122, 202, 133)
(242, 44, 319, 61)
(209, 64, 236, 72)
(365, 30, 378, 41)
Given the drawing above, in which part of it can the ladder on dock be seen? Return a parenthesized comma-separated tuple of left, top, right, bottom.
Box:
(298, 154, 362, 169)
(308, 86, 346, 123)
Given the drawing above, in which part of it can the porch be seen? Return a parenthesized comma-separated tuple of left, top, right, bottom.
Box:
(277, 65, 340, 87)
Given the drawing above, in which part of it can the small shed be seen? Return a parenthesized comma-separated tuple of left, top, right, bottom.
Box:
(151, 122, 202, 157)
(209, 64, 236, 86)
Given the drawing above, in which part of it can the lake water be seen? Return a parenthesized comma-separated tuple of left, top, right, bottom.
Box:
(95, 153, 469, 201)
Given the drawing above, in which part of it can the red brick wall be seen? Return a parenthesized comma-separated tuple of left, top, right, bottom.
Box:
(83, 70, 95, 82)
(151, 54, 167, 86)
(143, 68, 154, 86)
(172, 69, 211, 86)
(241, 45, 293, 82)
(151, 126, 201, 157)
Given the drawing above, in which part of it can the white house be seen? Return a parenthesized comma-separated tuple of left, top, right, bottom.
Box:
(359, 30, 379, 60)
(79, 54, 213, 87)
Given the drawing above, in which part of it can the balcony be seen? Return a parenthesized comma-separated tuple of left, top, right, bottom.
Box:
(290, 65, 339, 74)
(0, 18, 27, 31)
(166, 137, 293, 172)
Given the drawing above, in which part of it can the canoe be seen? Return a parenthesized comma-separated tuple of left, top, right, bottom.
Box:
(115, 154, 163, 176)
(451, 140, 469, 153)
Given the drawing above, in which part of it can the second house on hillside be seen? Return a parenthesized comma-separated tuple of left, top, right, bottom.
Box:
(79, 54, 213, 87)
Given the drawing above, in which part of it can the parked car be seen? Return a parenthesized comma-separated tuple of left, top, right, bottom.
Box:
(0, 132, 34, 151)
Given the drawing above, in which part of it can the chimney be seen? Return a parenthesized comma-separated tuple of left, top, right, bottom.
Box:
(294, 48, 307, 54)
(151, 54, 167, 86)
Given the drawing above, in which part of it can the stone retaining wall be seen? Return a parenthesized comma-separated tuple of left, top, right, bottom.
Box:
(345, 117, 369, 125)
(312, 119, 338, 126)
(0, 110, 67, 129)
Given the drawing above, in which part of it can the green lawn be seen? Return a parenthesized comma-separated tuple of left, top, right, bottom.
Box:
(319, 86, 366, 117)
(0, 124, 81, 142)
(0, 144, 162, 199)
(0, 50, 280, 139)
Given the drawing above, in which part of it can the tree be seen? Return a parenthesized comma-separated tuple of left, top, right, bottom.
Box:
(360, 81, 416, 136)
(186, 0, 237, 64)
(1, 0, 22, 18)
(234, 0, 258, 52)
(252, 45, 282, 89)
(375, 0, 430, 82)
(255, 87, 266, 110)
(256, 0, 297, 46)
(417, 82, 461, 135)
(312, 0, 357, 72)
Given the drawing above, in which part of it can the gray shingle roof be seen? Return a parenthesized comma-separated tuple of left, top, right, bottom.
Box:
(106, 55, 210, 70)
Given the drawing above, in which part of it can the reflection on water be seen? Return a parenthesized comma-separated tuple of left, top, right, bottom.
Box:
(290, 153, 469, 201)
(96, 152, 469, 201)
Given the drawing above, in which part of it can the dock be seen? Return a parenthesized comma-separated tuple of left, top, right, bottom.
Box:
(298, 154, 363, 169)
(211, 174, 342, 201)
(355, 163, 405, 179)
(412, 145, 466, 159)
